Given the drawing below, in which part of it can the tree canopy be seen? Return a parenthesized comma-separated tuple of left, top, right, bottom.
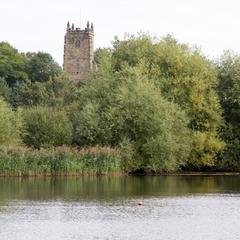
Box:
(26, 52, 62, 82)
(0, 42, 28, 86)
(217, 51, 240, 170)
(2, 36, 240, 173)
(95, 34, 224, 168)
(71, 67, 191, 172)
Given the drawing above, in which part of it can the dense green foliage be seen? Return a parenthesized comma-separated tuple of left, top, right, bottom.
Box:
(22, 106, 73, 148)
(0, 145, 123, 176)
(95, 35, 224, 168)
(217, 52, 240, 170)
(0, 42, 28, 86)
(0, 43, 63, 108)
(1, 35, 240, 174)
(71, 68, 191, 172)
(12, 74, 77, 107)
(26, 52, 62, 82)
(0, 77, 11, 101)
(0, 98, 22, 144)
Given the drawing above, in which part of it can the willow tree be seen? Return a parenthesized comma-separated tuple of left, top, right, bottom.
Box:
(71, 67, 191, 173)
(99, 34, 224, 168)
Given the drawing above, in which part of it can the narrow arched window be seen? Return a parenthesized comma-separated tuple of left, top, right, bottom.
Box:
(75, 40, 80, 48)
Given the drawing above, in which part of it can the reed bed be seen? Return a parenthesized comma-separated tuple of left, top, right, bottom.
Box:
(0, 145, 124, 177)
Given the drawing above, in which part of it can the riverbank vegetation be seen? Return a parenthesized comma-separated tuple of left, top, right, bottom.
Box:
(0, 145, 122, 176)
(0, 34, 240, 175)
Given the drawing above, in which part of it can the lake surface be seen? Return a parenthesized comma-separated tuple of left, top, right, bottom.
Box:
(0, 175, 240, 240)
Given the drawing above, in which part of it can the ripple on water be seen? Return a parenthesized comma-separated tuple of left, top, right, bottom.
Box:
(1, 194, 240, 240)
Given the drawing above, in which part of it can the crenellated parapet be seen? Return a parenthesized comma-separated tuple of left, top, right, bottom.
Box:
(66, 21, 94, 33)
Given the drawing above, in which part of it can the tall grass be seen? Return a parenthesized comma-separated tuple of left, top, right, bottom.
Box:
(0, 145, 123, 177)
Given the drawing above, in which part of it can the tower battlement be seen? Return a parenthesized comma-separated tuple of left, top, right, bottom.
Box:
(63, 21, 94, 83)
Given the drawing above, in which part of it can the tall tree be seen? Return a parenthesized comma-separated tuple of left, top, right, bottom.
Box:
(71, 67, 191, 172)
(217, 51, 240, 170)
(26, 52, 62, 82)
(0, 42, 28, 86)
(100, 34, 224, 168)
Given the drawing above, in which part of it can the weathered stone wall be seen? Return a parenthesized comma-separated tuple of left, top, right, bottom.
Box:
(63, 22, 94, 83)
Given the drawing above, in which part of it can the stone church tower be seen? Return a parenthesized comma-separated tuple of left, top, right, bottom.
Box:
(63, 21, 94, 83)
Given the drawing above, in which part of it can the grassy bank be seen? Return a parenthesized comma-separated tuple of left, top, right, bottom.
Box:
(0, 145, 124, 177)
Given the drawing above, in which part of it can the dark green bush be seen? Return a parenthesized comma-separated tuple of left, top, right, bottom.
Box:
(217, 52, 240, 170)
(22, 106, 73, 148)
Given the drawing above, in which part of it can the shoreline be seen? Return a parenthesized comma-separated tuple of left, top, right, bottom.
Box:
(0, 171, 240, 178)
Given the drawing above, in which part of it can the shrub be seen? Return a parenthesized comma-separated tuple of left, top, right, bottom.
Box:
(22, 106, 73, 148)
(0, 97, 22, 144)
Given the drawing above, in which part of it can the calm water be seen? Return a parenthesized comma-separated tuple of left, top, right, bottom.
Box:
(0, 175, 240, 240)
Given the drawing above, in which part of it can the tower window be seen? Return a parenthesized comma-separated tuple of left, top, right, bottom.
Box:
(75, 40, 80, 48)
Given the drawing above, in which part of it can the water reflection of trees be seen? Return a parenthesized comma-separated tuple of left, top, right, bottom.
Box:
(0, 176, 240, 203)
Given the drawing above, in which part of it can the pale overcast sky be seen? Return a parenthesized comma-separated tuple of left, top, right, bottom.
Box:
(1, 0, 240, 66)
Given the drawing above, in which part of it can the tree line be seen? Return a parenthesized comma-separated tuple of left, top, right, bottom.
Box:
(0, 34, 240, 173)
